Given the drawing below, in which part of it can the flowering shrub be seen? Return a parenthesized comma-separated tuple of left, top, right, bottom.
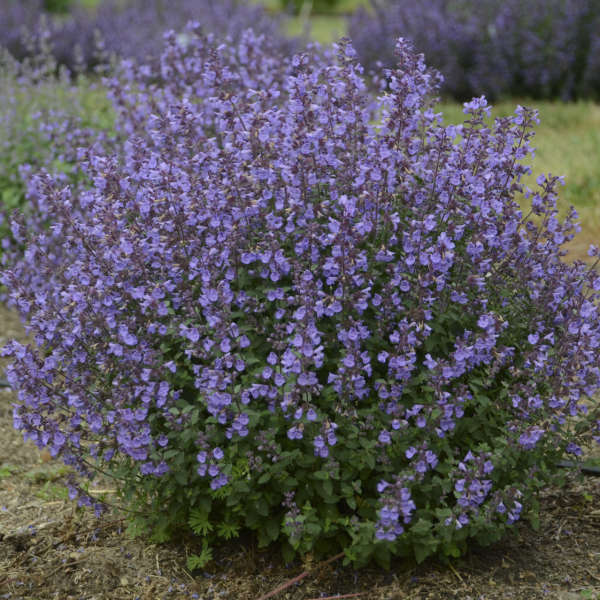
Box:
(88, 0, 299, 66)
(349, 0, 600, 101)
(3, 31, 600, 568)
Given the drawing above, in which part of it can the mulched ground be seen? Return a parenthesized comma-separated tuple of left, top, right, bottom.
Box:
(1, 302, 600, 600)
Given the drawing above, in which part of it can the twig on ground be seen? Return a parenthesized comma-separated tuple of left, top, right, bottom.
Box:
(11, 500, 56, 512)
(449, 562, 464, 583)
(256, 551, 345, 600)
(306, 593, 364, 600)
(556, 460, 600, 476)
(585, 568, 600, 583)
(44, 558, 85, 579)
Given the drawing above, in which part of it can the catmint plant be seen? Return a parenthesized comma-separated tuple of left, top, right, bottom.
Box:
(3, 30, 600, 568)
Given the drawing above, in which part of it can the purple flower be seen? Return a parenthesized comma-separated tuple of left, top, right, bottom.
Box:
(118, 325, 137, 346)
(518, 427, 545, 450)
(378, 430, 391, 445)
(287, 426, 303, 440)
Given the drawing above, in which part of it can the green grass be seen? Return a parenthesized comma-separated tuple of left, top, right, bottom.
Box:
(258, 0, 368, 13)
(0, 71, 114, 213)
(24, 463, 72, 484)
(0, 464, 19, 479)
(255, 0, 363, 44)
(285, 14, 347, 43)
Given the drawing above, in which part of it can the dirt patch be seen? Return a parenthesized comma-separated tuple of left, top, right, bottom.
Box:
(1, 303, 600, 600)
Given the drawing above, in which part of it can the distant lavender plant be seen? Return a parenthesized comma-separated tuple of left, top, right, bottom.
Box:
(349, 0, 600, 100)
(0, 1, 96, 70)
(87, 0, 298, 65)
(3, 31, 600, 567)
(0, 0, 298, 72)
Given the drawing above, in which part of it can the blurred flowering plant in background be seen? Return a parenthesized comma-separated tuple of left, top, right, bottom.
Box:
(0, 0, 298, 72)
(350, 0, 600, 101)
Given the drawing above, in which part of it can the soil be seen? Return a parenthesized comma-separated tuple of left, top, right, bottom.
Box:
(1, 303, 600, 600)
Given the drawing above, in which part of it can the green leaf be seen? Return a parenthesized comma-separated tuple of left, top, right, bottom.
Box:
(0, 464, 18, 479)
(281, 542, 296, 564)
(258, 472, 271, 484)
(313, 470, 329, 480)
(414, 542, 433, 564)
(244, 507, 260, 528)
(189, 508, 212, 536)
(444, 544, 462, 558)
(265, 517, 280, 542)
(528, 511, 540, 531)
(163, 448, 181, 459)
(255, 499, 269, 517)
(297, 453, 316, 468)
(174, 469, 188, 485)
(410, 518, 433, 536)
(283, 476, 298, 488)
(374, 544, 391, 570)
(232, 476, 251, 492)
(186, 541, 213, 571)
(150, 521, 172, 543)
(197, 496, 212, 514)
(217, 521, 240, 540)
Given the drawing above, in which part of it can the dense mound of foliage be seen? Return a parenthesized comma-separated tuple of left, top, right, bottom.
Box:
(3, 29, 600, 568)
(349, 0, 600, 101)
